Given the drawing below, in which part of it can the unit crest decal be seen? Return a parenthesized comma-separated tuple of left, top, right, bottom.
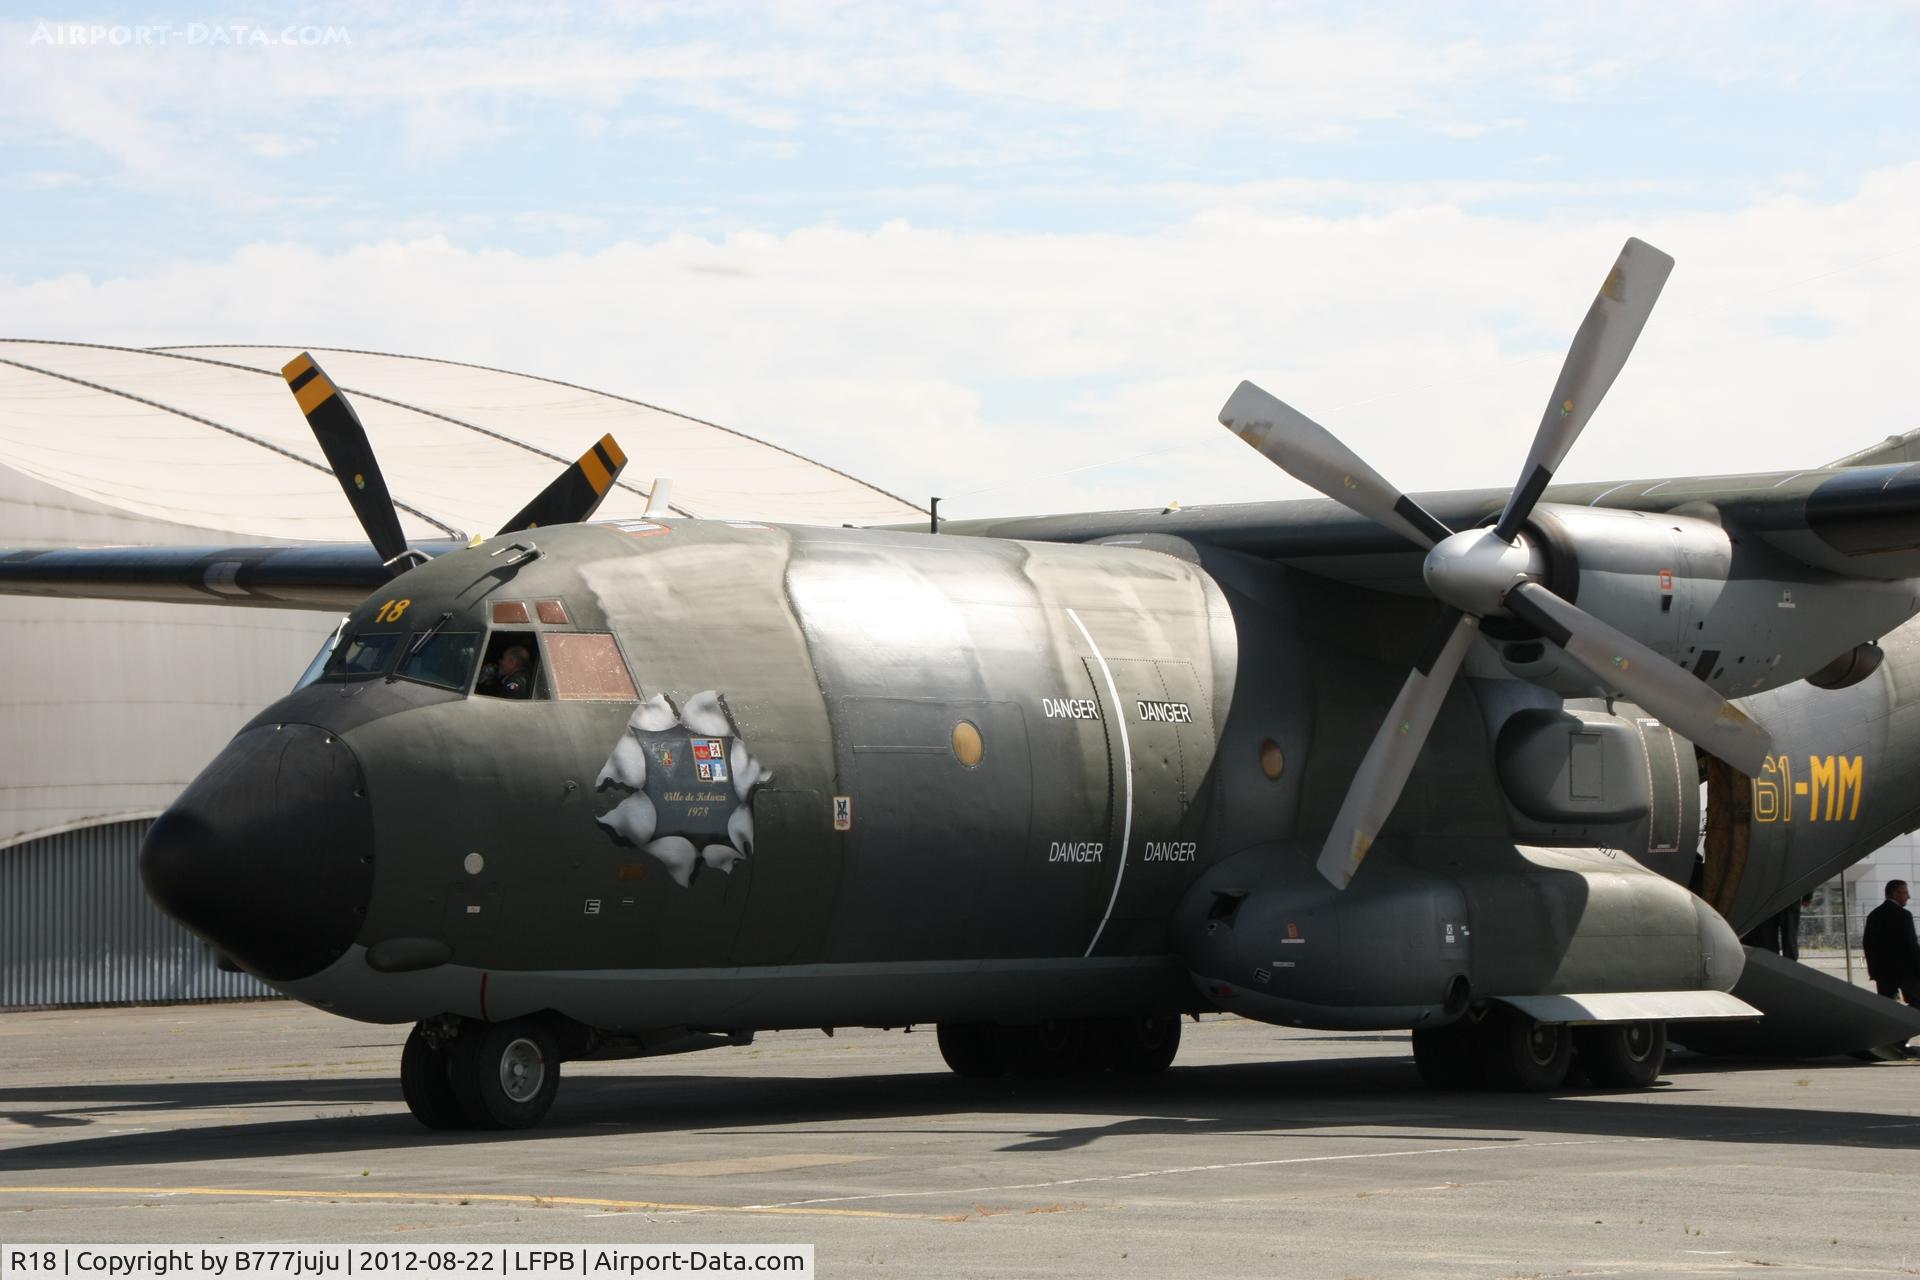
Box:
(594, 690, 772, 887)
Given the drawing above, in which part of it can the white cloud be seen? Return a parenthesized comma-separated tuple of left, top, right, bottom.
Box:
(238, 132, 314, 158)
(4, 163, 1917, 521)
(0, 170, 87, 189)
(5, 3, 1909, 200)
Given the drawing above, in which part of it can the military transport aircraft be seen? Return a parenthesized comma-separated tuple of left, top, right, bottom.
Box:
(5, 237, 1920, 1130)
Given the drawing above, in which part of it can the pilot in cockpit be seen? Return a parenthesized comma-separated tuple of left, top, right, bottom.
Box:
(476, 643, 534, 699)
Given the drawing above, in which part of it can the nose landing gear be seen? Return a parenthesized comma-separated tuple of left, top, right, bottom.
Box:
(401, 1016, 562, 1130)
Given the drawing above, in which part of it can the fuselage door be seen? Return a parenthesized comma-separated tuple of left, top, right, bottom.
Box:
(823, 696, 1033, 962)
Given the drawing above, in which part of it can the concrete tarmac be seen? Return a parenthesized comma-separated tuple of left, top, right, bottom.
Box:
(0, 1003, 1916, 1278)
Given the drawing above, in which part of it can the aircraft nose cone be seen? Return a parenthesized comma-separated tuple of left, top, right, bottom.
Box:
(141, 723, 375, 983)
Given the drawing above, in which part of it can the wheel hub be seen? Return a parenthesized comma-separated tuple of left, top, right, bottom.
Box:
(1523, 1021, 1563, 1067)
(498, 1036, 546, 1102)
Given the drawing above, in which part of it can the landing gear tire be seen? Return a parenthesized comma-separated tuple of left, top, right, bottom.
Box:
(1411, 1020, 1480, 1090)
(1108, 1015, 1182, 1075)
(998, 1020, 1086, 1077)
(1478, 1009, 1572, 1092)
(1574, 1020, 1666, 1088)
(449, 1018, 561, 1130)
(936, 1023, 1007, 1078)
(400, 1024, 468, 1130)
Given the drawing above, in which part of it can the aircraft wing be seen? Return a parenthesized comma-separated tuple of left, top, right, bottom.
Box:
(9, 461, 1920, 612)
(0, 540, 462, 611)
(940, 464, 1920, 586)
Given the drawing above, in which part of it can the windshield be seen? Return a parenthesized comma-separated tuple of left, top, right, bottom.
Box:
(323, 632, 400, 679)
(397, 631, 482, 691)
(292, 617, 348, 691)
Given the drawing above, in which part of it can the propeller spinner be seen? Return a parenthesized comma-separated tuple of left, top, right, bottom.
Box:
(1220, 238, 1771, 889)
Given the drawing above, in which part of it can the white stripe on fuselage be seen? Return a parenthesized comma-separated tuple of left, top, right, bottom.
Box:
(1067, 607, 1133, 958)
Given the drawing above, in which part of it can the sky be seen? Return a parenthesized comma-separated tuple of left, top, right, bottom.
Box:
(2, 1, 1918, 519)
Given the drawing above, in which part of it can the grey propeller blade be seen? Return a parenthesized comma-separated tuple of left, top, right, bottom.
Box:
(1504, 580, 1771, 776)
(1316, 609, 1480, 888)
(1221, 380, 1453, 551)
(1492, 238, 1675, 543)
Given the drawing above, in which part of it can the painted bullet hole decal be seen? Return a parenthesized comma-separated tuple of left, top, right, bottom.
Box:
(594, 690, 772, 888)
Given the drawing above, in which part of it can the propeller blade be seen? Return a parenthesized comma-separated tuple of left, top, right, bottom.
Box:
(497, 434, 630, 535)
(1505, 580, 1771, 776)
(1493, 238, 1675, 542)
(282, 353, 414, 574)
(1221, 380, 1453, 551)
(1317, 609, 1480, 888)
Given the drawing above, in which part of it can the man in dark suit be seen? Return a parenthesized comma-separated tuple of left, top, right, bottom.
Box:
(1863, 879, 1920, 1004)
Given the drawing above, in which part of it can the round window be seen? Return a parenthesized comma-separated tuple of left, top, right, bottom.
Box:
(1259, 739, 1285, 781)
(953, 720, 985, 767)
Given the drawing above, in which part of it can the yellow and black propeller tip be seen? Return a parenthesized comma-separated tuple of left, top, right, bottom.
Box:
(497, 434, 629, 536)
(282, 352, 412, 573)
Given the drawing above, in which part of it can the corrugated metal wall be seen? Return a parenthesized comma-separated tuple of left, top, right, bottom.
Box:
(1, 818, 274, 1008)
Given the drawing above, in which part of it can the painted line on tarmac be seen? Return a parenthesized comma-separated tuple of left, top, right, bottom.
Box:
(0, 1185, 954, 1222)
(741, 1138, 1555, 1210)
(744, 1118, 1920, 1214)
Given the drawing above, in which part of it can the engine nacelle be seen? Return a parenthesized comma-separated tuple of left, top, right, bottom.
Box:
(1175, 841, 1742, 1031)
(1490, 504, 1917, 700)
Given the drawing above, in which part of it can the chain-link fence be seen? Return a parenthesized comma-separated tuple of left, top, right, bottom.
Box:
(1799, 882, 1853, 953)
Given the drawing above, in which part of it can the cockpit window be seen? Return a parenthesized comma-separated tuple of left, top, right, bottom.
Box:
(476, 631, 544, 700)
(323, 632, 400, 679)
(292, 617, 348, 691)
(397, 631, 482, 691)
(546, 632, 638, 701)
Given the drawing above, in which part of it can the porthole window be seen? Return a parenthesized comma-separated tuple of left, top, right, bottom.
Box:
(1259, 739, 1285, 781)
(952, 720, 985, 767)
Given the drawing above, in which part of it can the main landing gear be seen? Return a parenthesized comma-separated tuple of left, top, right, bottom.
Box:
(935, 1016, 1183, 1078)
(402, 1016, 562, 1130)
(1411, 1009, 1666, 1092)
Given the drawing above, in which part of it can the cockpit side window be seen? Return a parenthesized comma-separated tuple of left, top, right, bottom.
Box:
(546, 632, 639, 701)
(323, 631, 400, 679)
(397, 631, 482, 691)
(293, 617, 348, 691)
(475, 631, 545, 700)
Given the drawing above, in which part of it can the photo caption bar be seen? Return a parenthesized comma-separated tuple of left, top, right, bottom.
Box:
(2, 1248, 813, 1280)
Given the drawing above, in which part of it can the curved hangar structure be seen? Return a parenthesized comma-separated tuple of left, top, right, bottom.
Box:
(0, 339, 919, 1008)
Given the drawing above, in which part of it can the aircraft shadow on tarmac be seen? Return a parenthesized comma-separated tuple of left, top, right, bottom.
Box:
(0, 1048, 1913, 1173)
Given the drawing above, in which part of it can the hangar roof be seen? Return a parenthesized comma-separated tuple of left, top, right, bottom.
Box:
(0, 340, 921, 542)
